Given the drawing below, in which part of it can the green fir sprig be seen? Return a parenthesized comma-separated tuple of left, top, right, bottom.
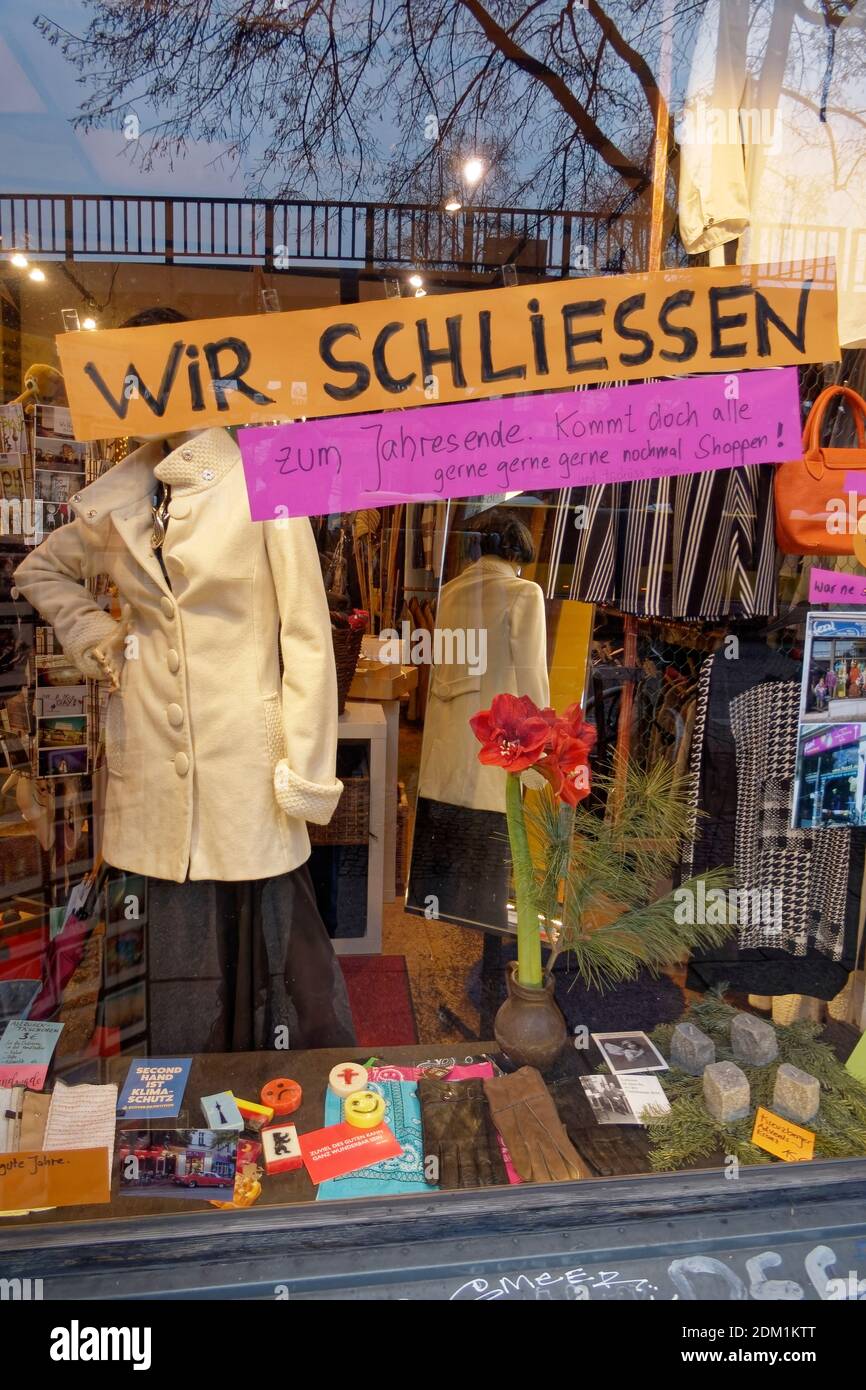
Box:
(645, 988, 866, 1170)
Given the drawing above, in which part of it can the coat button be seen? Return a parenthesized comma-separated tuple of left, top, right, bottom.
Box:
(166, 703, 184, 728)
(168, 499, 191, 519)
(174, 752, 190, 776)
(160, 596, 175, 619)
(167, 649, 180, 674)
(181, 448, 194, 461)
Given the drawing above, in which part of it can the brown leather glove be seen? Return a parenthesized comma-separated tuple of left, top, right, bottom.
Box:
(484, 1066, 591, 1183)
(418, 1077, 507, 1189)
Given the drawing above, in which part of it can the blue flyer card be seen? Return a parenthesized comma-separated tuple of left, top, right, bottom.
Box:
(116, 1058, 192, 1120)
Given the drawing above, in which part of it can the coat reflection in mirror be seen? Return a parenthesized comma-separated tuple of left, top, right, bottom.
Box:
(408, 507, 550, 931)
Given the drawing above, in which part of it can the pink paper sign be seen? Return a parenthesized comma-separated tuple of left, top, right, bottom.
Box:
(0, 1063, 47, 1089)
(239, 367, 802, 520)
(809, 567, 866, 604)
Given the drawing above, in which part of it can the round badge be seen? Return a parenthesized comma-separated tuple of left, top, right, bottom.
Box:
(344, 1090, 386, 1129)
(328, 1062, 369, 1098)
(261, 1078, 302, 1115)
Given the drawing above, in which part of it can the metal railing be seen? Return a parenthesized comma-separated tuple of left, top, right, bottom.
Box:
(0, 193, 675, 276)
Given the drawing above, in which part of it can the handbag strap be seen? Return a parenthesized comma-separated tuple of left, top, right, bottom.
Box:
(804, 384, 866, 455)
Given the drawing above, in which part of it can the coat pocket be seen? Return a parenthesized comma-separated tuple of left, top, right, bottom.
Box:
(105, 693, 125, 777)
(263, 693, 286, 769)
(429, 670, 482, 702)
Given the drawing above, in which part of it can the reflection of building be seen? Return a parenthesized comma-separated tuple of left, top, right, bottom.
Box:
(794, 723, 866, 828)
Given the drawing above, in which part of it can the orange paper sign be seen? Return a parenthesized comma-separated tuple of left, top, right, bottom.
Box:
(0, 1147, 110, 1210)
(751, 1107, 816, 1163)
(56, 261, 839, 441)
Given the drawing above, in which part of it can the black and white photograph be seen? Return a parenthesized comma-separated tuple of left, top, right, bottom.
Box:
(591, 1030, 668, 1074)
(580, 1074, 638, 1125)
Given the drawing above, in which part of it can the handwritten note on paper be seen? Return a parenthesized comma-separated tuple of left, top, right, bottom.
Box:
(0, 1148, 110, 1210)
(0, 1020, 63, 1090)
(239, 368, 802, 520)
(808, 566, 866, 604)
(43, 1080, 118, 1179)
(751, 1106, 815, 1162)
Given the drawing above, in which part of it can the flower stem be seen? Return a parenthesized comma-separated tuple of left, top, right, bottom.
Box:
(505, 771, 543, 988)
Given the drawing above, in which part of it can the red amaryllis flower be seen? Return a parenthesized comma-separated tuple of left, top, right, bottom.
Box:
(470, 693, 550, 772)
(537, 708, 597, 806)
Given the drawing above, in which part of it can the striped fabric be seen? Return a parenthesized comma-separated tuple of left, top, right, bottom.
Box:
(542, 465, 778, 620)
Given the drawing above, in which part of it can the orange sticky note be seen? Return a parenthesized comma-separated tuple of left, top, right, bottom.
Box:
(0, 1148, 110, 1211)
(751, 1107, 815, 1163)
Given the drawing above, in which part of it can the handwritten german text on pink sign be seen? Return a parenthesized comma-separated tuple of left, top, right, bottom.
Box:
(239, 368, 801, 520)
(809, 567, 866, 605)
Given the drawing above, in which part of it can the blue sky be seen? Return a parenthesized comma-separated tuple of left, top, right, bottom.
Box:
(0, 0, 263, 195)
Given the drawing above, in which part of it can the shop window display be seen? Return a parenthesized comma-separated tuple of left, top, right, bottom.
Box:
(0, 0, 864, 1311)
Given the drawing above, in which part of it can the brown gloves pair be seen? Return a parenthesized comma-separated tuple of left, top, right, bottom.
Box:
(419, 1068, 589, 1187)
(484, 1066, 590, 1184)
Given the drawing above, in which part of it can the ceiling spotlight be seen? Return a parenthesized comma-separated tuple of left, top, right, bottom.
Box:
(11, 252, 28, 268)
(28, 267, 46, 282)
(462, 156, 485, 186)
(82, 316, 97, 330)
(408, 273, 423, 289)
(444, 197, 462, 213)
(414, 287, 427, 298)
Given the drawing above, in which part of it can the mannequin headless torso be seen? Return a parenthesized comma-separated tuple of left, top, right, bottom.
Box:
(14, 425, 355, 1052)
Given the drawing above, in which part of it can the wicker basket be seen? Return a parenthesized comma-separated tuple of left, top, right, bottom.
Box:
(308, 774, 370, 845)
(331, 612, 365, 715)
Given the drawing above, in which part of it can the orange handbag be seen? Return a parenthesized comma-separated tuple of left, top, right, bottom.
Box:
(774, 384, 866, 555)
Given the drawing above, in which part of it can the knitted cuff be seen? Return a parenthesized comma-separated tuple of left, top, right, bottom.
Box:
(63, 610, 120, 679)
(274, 760, 344, 825)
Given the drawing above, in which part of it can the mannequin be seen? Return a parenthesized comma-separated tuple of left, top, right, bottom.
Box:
(409, 510, 550, 930)
(14, 310, 355, 1051)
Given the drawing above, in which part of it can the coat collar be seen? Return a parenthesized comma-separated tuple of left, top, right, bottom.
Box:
(69, 429, 240, 525)
(153, 428, 240, 496)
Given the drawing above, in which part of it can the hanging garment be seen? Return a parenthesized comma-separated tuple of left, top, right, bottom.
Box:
(678, 0, 866, 348)
(417, 555, 549, 813)
(683, 641, 865, 996)
(541, 466, 778, 620)
(146, 864, 356, 1053)
(406, 797, 511, 931)
(729, 679, 849, 958)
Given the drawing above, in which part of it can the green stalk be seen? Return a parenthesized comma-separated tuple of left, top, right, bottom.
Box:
(506, 771, 543, 988)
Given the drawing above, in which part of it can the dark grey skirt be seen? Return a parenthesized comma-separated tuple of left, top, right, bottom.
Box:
(145, 862, 356, 1053)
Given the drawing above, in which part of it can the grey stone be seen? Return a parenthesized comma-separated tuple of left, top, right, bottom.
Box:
(730, 1012, 779, 1066)
(703, 1060, 751, 1123)
(772, 1062, 820, 1125)
(670, 1021, 716, 1075)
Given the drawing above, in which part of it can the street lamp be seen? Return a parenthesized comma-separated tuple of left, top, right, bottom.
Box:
(462, 156, 485, 187)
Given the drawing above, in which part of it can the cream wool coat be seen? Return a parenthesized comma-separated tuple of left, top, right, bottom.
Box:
(14, 429, 341, 883)
(417, 555, 550, 814)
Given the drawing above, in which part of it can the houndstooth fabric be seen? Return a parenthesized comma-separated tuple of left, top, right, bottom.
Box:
(729, 680, 848, 959)
(681, 653, 713, 882)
